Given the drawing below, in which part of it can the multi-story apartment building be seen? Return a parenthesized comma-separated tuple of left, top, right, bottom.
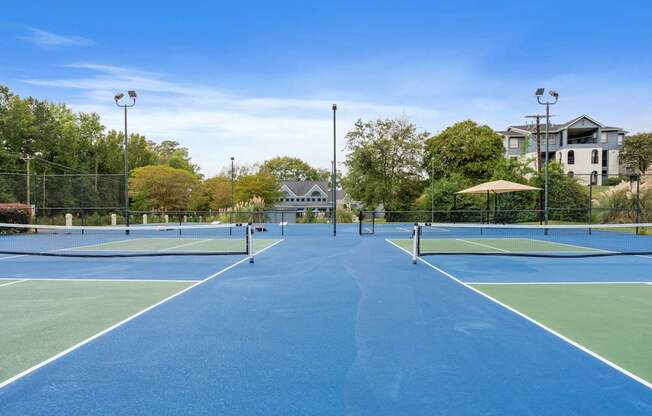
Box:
(501, 115, 627, 185)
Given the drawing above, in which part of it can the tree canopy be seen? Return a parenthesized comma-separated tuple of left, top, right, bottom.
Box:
(260, 156, 329, 181)
(425, 120, 505, 181)
(129, 165, 199, 211)
(620, 133, 652, 174)
(343, 118, 428, 211)
(235, 172, 280, 207)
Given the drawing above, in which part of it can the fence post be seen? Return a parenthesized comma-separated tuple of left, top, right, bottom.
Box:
(636, 175, 641, 235)
(588, 181, 592, 235)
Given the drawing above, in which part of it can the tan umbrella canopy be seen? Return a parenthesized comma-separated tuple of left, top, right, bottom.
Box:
(455, 180, 542, 222)
(456, 180, 541, 195)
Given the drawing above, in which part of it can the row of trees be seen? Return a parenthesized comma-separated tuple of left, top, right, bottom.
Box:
(343, 117, 644, 221)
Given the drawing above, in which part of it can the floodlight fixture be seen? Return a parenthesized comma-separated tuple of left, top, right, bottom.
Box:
(114, 92, 124, 101)
(128, 90, 138, 99)
(535, 88, 545, 96)
(549, 90, 559, 99)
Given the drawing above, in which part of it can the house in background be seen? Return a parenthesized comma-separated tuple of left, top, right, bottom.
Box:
(273, 180, 360, 223)
(500, 115, 627, 185)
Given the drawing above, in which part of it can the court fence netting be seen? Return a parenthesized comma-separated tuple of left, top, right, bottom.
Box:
(405, 222, 652, 263)
(0, 222, 258, 262)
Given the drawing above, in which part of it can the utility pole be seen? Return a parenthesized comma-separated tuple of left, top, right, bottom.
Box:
(19, 154, 32, 207)
(525, 114, 556, 173)
(332, 104, 337, 237)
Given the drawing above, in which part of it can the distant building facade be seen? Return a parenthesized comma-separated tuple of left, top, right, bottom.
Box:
(500, 115, 627, 185)
(272, 180, 362, 222)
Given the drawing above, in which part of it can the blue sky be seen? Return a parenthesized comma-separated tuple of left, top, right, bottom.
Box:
(1, 0, 651, 175)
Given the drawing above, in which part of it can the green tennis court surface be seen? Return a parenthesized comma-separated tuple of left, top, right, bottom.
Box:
(471, 283, 652, 383)
(391, 238, 602, 253)
(0, 279, 195, 384)
(75, 238, 280, 252)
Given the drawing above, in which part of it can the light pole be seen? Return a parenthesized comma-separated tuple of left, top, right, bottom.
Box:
(431, 156, 434, 222)
(332, 104, 337, 237)
(230, 157, 235, 208)
(114, 90, 137, 229)
(535, 88, 559, 228)
(230, 156, 235, 233)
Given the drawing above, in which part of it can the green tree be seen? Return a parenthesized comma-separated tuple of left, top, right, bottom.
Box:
(417, 173, 480, 212)
(155, 140, 198, 174)
(620, 133, 652, 174)
(129, 165, 199, 210)
(425, 120, 505, 181)
(533, 162, 588, 221)
(260, 156, 329, 181)
(235, 172, 280, 207)
(343, 118, 427, 211)
(203, 176, 234, 210)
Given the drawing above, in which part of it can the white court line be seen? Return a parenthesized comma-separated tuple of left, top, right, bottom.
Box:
(385, 239, 652, 390)
(0, 279, 27, 288)
(456, 239, 510, 253)
(0, 278, 201, 283)
(160, 239, 210, 251)
(0, 238, 284, 390)
(470, 281, 652, 285)
(521, 238, 606, 253)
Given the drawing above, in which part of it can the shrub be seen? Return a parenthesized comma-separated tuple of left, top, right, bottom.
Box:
(0, 203, 32, 232)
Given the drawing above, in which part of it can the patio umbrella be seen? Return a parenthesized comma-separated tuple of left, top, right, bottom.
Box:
(456, 180, 542, 221)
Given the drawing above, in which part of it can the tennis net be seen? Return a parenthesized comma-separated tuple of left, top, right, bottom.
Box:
(407, 222, 652, 263)
(0, 222, 257, 261)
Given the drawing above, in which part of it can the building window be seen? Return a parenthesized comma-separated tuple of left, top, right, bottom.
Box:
(508, 138, 519, 149)
(601, 132, 607, 143)
(618, 134, 624, 145)
(567, 171, 574, 178)
(567, 150, 575, 165)
(590, 171, 598, 185)
(591, 150, 599, 164)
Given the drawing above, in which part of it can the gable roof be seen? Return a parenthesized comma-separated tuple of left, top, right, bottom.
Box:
(281, 181, 329, 196)
(505, 115, 623, 134)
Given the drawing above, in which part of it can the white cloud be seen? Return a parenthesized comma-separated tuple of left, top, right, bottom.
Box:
(18, 28, 93, 48)
(23, 64, 443, 176)
(21, 62, 652, 176)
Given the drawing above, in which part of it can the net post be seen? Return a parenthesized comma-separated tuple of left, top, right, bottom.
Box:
(372, 210, 375, 234)
(412, 223, 419, 264)
(247, 223, 254, 263)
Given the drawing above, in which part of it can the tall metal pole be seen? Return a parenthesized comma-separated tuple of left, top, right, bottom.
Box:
(231, 157, 235, 208)
(124, 106, 129, 228)
(26, 156, 31, 207)
(544, 103, 549, 227)
(332, 104, 337, 237)
(230, 156, 234, 234)
(431, 157, 434, 222)
(115, 91, 136, 230)
(536, 89, 558, 229)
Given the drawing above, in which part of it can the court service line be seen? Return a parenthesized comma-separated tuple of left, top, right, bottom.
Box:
(0, 279, 27, 288)
(161, 239, 211, 251)
(385, 239, 652, 390)
(0, 278, 201, 283)
(470, 281, 652, 285)
(523, 237, 652, 260)
(456, 239, 510, 253)
(0, 238, 284, 390)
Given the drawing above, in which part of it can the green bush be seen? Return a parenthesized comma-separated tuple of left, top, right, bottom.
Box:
(0, 204, 32, 232)
(605, 177, 625, 186)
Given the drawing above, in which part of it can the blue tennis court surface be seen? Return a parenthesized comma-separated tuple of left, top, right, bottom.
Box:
(1, 223, 651, 414)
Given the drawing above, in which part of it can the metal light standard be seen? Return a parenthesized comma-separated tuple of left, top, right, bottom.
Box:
(230, 156, 235, 234)
(535, 88, 559, 228)
(332, 104, 337, 237)
(114, 90, 137, 229)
